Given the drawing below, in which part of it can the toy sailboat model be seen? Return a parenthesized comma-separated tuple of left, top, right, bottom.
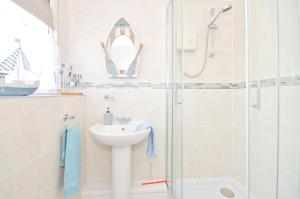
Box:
(0, 47, 40, 96)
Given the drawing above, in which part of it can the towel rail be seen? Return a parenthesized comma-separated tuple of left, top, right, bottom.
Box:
(63, 114, 75, 122)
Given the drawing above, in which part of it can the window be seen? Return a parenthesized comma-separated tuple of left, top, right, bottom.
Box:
(0, 0, 58, 92)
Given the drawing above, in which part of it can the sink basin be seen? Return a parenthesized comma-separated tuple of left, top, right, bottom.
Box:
(90, 123, 150, 147)
(89, 121, 151, 199)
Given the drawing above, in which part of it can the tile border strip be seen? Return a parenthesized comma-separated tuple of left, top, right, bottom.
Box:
(80, 76, 300, 90)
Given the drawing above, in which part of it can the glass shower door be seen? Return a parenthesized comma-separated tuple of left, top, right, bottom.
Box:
(277, 0, 300, 198)
(248, 0, 300, 198)
(247, 0, 279, 198)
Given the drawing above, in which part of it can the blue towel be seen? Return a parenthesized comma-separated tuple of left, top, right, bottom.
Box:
(136, 123, 157, 158)
(60, 127, 81, 198)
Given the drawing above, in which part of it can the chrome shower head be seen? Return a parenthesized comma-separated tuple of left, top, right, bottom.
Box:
(222, 4, 232, 12)
(208, 4, 232, 27)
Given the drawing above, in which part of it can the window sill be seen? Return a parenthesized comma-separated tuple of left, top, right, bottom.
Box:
(0, 94, 86, 99)
(0, 89, 86, 99)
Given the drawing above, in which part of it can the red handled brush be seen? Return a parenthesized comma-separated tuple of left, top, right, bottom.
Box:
(142, 180, 168, 185)
(142, 162, 167, 185)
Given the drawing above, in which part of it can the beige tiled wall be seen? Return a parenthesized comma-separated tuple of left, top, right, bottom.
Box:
(232, 89, 246, 185)
(85, 89, 166, 185)
(183, 0, 233, 83)
(183, 90, 233, 178)
(60, 0, 247, 189)
(232, 0, 246, 83)
(182, 0, 246, 180)
(63, 0, 169, 84)
(0, 96, 86, 199)
(61, 0, 169, 187)
(182, 0, 233, 179)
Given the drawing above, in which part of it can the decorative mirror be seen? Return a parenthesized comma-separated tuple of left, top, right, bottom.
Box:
(101, 18, 143, 78)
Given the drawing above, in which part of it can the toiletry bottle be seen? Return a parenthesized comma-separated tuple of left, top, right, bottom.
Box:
(104, 107, 113, 125)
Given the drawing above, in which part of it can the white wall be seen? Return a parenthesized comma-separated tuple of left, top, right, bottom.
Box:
(61, 0, 169, 187)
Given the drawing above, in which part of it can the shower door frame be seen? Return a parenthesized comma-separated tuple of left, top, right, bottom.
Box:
(166, 0, 184, 198)
(246, 0, 280, 199)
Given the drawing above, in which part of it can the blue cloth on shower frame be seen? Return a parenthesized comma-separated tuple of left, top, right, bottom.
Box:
(60, 127, 81, 198)
(136, 122, 157, 158)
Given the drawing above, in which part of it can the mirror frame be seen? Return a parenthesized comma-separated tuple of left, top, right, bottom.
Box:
(101, 18, 143, 78)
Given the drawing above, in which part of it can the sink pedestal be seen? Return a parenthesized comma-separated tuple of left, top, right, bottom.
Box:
(89, 123, 150, 199)
(112, 146, 131, 199)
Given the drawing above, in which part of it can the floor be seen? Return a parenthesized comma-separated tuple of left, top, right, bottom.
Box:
(181, 178, 245, 199)
(82, 178, 245, 199)
(81, 181, 168, 199)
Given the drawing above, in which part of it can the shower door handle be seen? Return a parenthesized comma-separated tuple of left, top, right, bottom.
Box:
(252, 80, 261, 110)
(175, 85, 183, 105)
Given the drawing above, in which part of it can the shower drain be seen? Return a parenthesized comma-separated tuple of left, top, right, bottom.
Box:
(220, 188, 235, 198)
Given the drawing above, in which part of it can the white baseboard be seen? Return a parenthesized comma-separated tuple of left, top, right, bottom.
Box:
(81, 182, 168, 199)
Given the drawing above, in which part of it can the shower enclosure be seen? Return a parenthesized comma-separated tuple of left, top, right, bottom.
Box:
(166, 0, 300, 198)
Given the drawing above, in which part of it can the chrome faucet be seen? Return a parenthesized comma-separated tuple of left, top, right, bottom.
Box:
(116, 117, 131, 125)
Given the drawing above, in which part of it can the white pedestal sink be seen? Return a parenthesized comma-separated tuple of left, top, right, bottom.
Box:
(90, 123, 150, 199)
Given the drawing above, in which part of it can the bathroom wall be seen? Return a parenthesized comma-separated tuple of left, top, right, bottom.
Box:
(182, 90, 233, 178)
(0, 96, 86, 199)
(183, 0, 233, 84)
(85, 89, 166, 185)
(62, 0, 168, 84)
(182, 0, 233, 179)
(182, 0, 246, 180)
(60, 0, 169, 187)
(60, 0, 246, 188)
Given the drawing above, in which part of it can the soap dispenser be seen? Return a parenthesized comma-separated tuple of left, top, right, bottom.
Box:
(103, 107, 113, 125)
